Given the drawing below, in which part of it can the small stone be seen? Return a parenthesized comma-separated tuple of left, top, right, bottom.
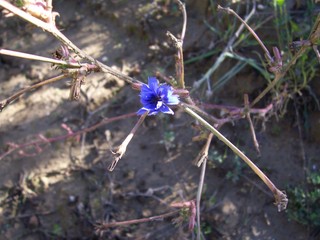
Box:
(28, 215, 40, 228)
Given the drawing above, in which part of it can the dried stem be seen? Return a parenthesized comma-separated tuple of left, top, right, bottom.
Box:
(244, 94, 260, 154)
(0, 49, 85, 67)
(182, 104, 288, 211)
(0, 112, 137, 161)
(175, 0, 187, 41)
(193, 3, 256, 91)
(96, 200, 196, 234)
(95, 210, 179, 232)
(183, 103, 228, 126)
(167, 0, 187, 89)
(195, 133, 214, 240)
(250, 46, 308, 107)
(201, 102, 273, 116)
(0, 0, 53, 30)
(309, 14, 320, 45)
(108, 111, 148, 171)
(0, 74, 67, 111)
(218, 5, 320, 107)
(217, 5, 272, 61)
(313, 45, 320, 63)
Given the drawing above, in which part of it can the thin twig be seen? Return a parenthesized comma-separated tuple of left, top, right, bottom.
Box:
(0, 49, 87, 67)
(183, 102, 228, 126)
(167, 0, 187, 89)
(195, 133, 214, 240)
(95, 210, 180, 231)
(181, 104, 288, 211)
(108, 111, 148, 171)
(313, 45, 320, 63)
(250, 46, 308, 107)
(175, 0, 187, 42)
(193, 2, 256, 91)
(217, 5, 272, 61)
(0, 74, 67, 111)
(0, 112, 137, 161)
(0, 0, 53, 31)
(244, 94, 260, 154)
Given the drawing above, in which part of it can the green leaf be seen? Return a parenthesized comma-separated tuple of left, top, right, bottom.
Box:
(275, 0, 285, 7)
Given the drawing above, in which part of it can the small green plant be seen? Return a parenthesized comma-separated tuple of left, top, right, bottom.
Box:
(52, 223, 63, 237)
(226, 155, 244, 183)
(287, 172, 320, 227)
(209, 147, 244, 183)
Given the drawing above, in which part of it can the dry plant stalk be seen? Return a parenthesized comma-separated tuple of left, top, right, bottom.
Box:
(182, 104, 288, 212)
(108, 111, 148, 171)
(217, 5, 320, 107)
(0, 74, 66, 111)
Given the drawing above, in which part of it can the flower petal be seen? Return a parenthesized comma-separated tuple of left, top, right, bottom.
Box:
(141, 100, 157, 110)
(140, 84, 155, 99)
(137, 107, 148, 115)
(148, 77, 159, 93)
(137, 76, 178, 116)
(159, 104, 174, 114)
(166, 92, 180, 105)
(158, 84, 179, 105)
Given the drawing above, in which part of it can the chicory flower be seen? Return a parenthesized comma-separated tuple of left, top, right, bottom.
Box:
(137, 77, 179, 116)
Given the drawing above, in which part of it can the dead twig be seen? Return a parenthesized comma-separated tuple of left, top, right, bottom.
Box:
(0, 49, 88, 67)
(0, 74, 67, 111)
(194, 133, 214, 240)
(95, 210, 180, 234)
(244, 94, 260, 154)
(108, 111, 148, 171)
(0, 112, 137, 161)
(182, 104, 288, 212)
(166, 0, 187, 89)
(193, 2, 257, 92)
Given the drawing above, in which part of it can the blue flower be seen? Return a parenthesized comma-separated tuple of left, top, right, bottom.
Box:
(137, 77, 179, 116)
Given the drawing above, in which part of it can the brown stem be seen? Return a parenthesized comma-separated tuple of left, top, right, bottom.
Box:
(182, 104, 288, 211)
(195, 133, 214, 239)
(217, 5, 272, 62)
(0, 49, 83, 67)
(175, 0, 187, 41)
(0, 74, 67, 111)
(244, 94, 260, 154)
(108, 111, 148, 171)
(95, 210, 179, 230)
(250, 45, 308, 107)
(0, 112, 137, 160)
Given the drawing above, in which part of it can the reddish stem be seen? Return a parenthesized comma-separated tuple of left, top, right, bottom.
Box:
(0, 112, 137, 160)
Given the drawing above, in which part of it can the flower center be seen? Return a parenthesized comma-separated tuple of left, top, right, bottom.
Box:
(156, 100, 163, 109)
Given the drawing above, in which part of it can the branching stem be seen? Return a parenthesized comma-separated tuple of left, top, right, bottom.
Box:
(182, 104, 288, 211)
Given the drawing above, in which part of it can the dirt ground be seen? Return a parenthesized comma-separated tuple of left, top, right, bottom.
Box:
(0, 0, 319, 239)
